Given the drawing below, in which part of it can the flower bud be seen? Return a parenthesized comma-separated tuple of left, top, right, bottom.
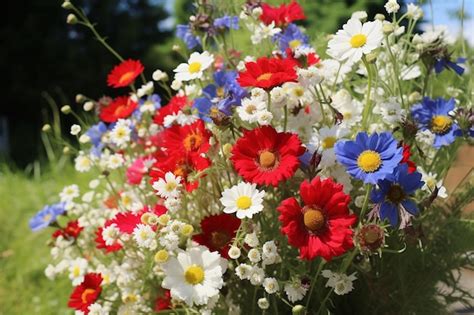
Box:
(383, 23, 394, 35)
(62, 0, 73, 9)
(79, 134, 90, 144)
(375, 13, 385, 21)
(172, 44, 181, 52)
(62, 146, 70, 154)
(357, 224, 385, 253)
(292, 305, 305, 314)
(408, 91, 422, 104)
(180, 224, 194, 237)
(257, 298, 269, 310)
(222, 143, 233, 157)
(42, 124, 51, 132)
(66, 13, 78, 24)
(83, 101, 94, 112)
(154, 250, 169, 263)
(61, 105, 71, 114)
(158, 214, 170, 226)
(365, 52, 378, 63)
(152, 69, 168, 82)
(75, 94, 85, 103)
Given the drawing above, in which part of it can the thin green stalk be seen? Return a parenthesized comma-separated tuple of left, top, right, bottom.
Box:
(361, 56, 373, 130)
(305, 259, 326, 310)
(385, 36, 406, 108)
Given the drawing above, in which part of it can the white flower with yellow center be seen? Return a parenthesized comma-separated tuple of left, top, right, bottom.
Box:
(68, 258, 88, 285)
(110, 119, 131, 147)
(328, 18, 383, 64)
(75, 152, 93, 173)
(152, 172, 182, 199)
(311, 126, 349, 167)
(417, 167, 448, 198)
(220, 182, 265, 219)
(161, 246, 227, 306)
(174, 51, 214, 82)
(59, 184, 80, 203)
(132, 224, 157, 249)
(237, 97, 267, 123)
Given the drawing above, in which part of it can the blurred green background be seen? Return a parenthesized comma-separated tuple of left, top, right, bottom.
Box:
(1, 0, 472, 314)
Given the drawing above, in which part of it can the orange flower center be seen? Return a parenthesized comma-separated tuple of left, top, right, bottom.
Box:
(113, 104, 127, 117)
(173, 165, 187, 178)
(81, 288, 96, 304)
(118, 71, 136, 85)
(183, 133, 203, 152)
(259, 151, 277, 169)
(257, 72, 272, 81)
(303, 208, 325, 232)
(211, 231, 230, 249)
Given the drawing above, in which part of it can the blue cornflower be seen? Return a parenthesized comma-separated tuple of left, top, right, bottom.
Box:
(140, 94, 161, 110)
(371, 164, 424, 227)
(86, 122, 107, 156)
(334, 132, 403, 184)
(273, 23, 309, 52)
(176, 24, 200, 49)
(193, 70, 247, 122)
(434, 57, 465, 75)
(411, 97, 460, 148)
(29, 202, 66, 231)
(214, 15, 239, 30)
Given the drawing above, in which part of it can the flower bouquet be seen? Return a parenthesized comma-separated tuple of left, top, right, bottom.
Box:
(33, 0, 474, 314)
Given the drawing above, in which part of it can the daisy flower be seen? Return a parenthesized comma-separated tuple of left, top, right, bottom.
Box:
(334, 132, 403, 184)
(321, 270, 357, 295)
(152, 172, 182, 199)
(174, 51, 214, 82)
(370, 164, 424, 228)
(107, 59, 144, 88)
(231, 126, 304, 187)
(411, 97, 460, 148)
(99, 96, 137, 123)
(284, 281, 308, 303)
(110, 119, 132, 147)
(277, 176, 357, 261)
(68, 258, 89, 286)
(236, 97, 268, 123)
(132, 224, 157, 249)
(193, 213, 241, 259)
(161, 246, 227, 306)
(220, 182, 265, 219)
(327, 18, 383, 64)
(417, 167, 448, 198)
(75, 153, 93, 173)
(60, 184, 80, 203)
(310, 125, 349, 167)
(68, 273, 103, 314)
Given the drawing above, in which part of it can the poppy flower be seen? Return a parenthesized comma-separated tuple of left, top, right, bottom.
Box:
(52, 220, 83, 239)
(401, 144, 416, 173)
(260, 1, 306, 27)
(237, 56, 298, 89)
(153, 95, 188, 125)
(231, 125, 304, 187)
(68, 273, 103, 314)
(277, 177, 357, 261)
(161, 120, 212, 158)
(107, 59, 144, 88)
(99, 96, 138, 123)
(193, 214, 241, 258)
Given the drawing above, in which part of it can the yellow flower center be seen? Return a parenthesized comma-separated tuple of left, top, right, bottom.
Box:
(321, 136, 337, 149)
(184, 265, 205, 285)
(431, 115, 452, 134)
(350, 34, 367, 48)
(216, 87, 225, 97)
(154, 250, 169, 263)
(293, 87, 305, 97)
(257, 72, 272, 81)
(426, 178, 437, 190)
(236, 196, 252, 210)
(357, 150, 382, 173)
(183, 133, 203, 152)
(259, 151, 277, 169)
(245, 104, 257, 114)
(72, 266, 81, 277)
(42, 213, 52, 222)
(165, 182, 177, 192)
(118, 71, 136, 85)
(303, 208, 325, 232)
(289, 39, 302, 49)
(188, 62, 202, 74)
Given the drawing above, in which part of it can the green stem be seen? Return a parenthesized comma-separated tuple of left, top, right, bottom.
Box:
(283, 105, 288, 132)
(361, 56, 373, 130)
(305, 259, 326, 310)
(385, 36, 406, 109)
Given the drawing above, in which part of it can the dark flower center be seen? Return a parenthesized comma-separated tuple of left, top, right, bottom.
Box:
(211, 231, 230, 249)
(387, 184, 405, 204)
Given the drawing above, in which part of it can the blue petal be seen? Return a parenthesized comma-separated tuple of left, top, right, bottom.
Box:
(401, 199, 419, 215)
(380, 202, 399, 227)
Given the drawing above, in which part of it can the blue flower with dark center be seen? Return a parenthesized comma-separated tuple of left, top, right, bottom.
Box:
(371, 164, 424, 227)
(334, 132, 403, 184)
(29, 202, 66, 231)
(434, 57, 465, 75)
(214, 15, 239, 30)
(411, 97, 460, 148)
(193, 70, 247, 122)
(273, 23, 309, 52)
(176, 24, 200, 49)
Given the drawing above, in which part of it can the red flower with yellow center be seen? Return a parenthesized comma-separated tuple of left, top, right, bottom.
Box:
(68, 273, 103, 314)
(107, 59, 144, 88)
(260, 1, 306, 27)
(99, 96, 137, 123)
(193, 213, 241, 258)
(277, 177, 357, 261)
(161, 120, 212, 157)
(153, 95, 188, 126)
(237, 57, 298, 89)
(231, 126, 304, 187)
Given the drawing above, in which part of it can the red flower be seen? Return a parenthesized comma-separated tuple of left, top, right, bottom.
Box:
(68, 273, 103, 314)
(193, 214, 241, 258)
(95, 226, 123, 253)
(126, 157, 148, 185)
(107, 59, 144, 88)
(153, 95, 188, 125)
(237, 57, 298, 89)
(277, 177, 357, 261)
(99, 96, 137, 123)
(401, 144, 416, 173)
(260, 1, 306, 27)
(52, 220, 83, 239)
(161, 120, 212, 158)
(284, 48, 321, 68)
(154, 290, 172, 312)
(231, 126, 304, 186)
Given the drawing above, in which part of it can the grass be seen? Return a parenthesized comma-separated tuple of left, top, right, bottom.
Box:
(0, 165, 90, 315)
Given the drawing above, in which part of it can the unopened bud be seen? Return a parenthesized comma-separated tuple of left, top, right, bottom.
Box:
(375, 13, 385, 21)
(222, 143, 233, 157)
(66, 14, 78, 24)
(172, 44, 181, 52)
(62, 1, 73, 9)
(383, 23, 394, 35)
(83, 101, 94, 112)
(408, 91, 422, 104)
(75, 94, 85, 103)
(79, 134, 90, 144)
(292, 305, 305, 314)
(63, 146, 70, 154)
(61, 105, 71, 114)
(42, 124, 51, 132)
(152, 69, 168, 82)
(365, 52, 378, 63)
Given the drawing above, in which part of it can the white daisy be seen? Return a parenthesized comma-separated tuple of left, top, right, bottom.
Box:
(284, 281, 308, 303)
(152, 172, 182, 199)
(110, 119, 131, 147)
(417, 167, 448, 198)
(68, 258, 88, 286)
(328, 18, 383, 64)
(263, 277, 279, 294)
(161, 246, 227, 306)
(106, 153, 124, 169)
(322, 270, 357, 296)
(75, 152, 93, 172)
(220, 182, 265, 219)
(174, 51, 214, 82)
(237, 97, 267, 123)
(332, 89, 363, 128)
(310, 125, 349, 167)
(60, 184, 80, 203)
(375, 97, 405, 126)
(132, 224, 157, 249)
